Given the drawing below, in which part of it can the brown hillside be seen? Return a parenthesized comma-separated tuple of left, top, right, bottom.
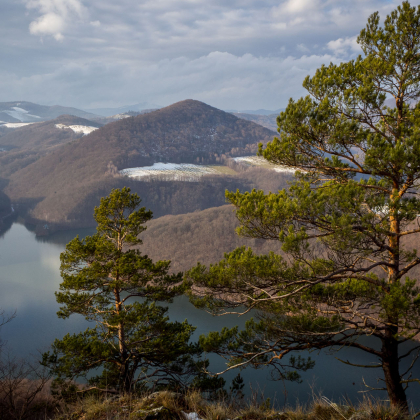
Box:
(5, 100, 277, 226)
(0, 115, 102, 152)
(18, 166, 292, 229)
(139, 205, 420, 284)
(139, 205, 284, 273)
(0, 116, 103, 178)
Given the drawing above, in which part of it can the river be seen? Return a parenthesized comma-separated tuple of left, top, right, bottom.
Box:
(0, 222, 419, 409)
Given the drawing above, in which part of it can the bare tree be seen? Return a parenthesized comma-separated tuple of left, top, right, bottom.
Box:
(0, 354, 52, 420)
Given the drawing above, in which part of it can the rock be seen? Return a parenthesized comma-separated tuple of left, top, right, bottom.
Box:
(143, 391, 182, 403)
(266, 413, 289, 420)
(133, 406, 179, 420)
(348, 410, 372, 420)
(233, 413, 288, 420)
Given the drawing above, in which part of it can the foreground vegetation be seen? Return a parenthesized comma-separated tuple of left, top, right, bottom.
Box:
(55, 393, 413, 420)
(0, 383, 415, 420)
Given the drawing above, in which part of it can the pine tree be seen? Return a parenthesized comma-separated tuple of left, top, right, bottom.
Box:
(186, 2, 420, 410)
(43, 188, 201, 393)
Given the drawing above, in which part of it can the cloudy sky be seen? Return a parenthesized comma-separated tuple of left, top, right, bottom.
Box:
(1, 0, 418, 111)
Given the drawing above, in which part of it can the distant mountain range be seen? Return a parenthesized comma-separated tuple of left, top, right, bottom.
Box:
(227, 108, 285, 116)
(0, 101, 99, 123)
(86, 103, 285, 118)
(85, 102, 162, 117)
(230, 112, 278, 132)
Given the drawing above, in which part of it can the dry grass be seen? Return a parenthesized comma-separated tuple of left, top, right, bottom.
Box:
(279, 396, 412, 420)
(202, 402, 232, 420)
(184, 389, 207, 414)
(208, 166, 238, 175)
(1, 383, 412, 420)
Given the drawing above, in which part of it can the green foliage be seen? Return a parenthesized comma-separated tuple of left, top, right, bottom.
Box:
(186, 2, 420, 410)
(229, 373, 244, 393)
(43, 188, 206, 393)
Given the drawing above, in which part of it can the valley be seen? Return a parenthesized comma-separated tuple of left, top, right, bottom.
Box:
(0, 99, 283, 230)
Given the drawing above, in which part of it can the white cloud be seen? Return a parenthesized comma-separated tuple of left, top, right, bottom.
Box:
(297, 43, 310, 53)
(0, 51, 342, 110)
(282, 0, 321, 14)
(327, 36, 361, 55)
(25, 0, 88, 40)
(29, 13, 65, 40)
(4, 0, 420, 109)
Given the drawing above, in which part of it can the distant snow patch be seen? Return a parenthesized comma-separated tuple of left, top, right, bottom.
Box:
(233, 156, 298, 173)
(0, 122, 37, 128)
(112, 113, 131, 119)
(4, 107, 42, 122)
(120, 163, 219, 181)
(55, 124, 98, 135)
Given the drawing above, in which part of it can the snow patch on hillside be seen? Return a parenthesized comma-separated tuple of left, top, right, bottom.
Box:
(120, 163, 219, 181)
(112, 113, 131, 119)
(4, 107, 42, 122)
(233, 156, 298, 173)
(55, 124, 98, 135)
(0, 122, 37, 128)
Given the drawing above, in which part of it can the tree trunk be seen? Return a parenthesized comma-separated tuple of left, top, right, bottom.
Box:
(114, 287, 131, 393)
(381, 330, 408, 412)
(120, 359, 132, 393)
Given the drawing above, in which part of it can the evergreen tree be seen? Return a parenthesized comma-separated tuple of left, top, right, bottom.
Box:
(43, 188, 201, 393)
(186, 2, 420, 410)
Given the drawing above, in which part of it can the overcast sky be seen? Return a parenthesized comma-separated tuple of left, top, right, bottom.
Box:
(0, 0, 418, 111)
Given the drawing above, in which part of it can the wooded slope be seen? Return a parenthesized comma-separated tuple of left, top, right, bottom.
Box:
(0, 115, 102, 179)
(4, 100, 276, 226)
(139, 205, 283, 273)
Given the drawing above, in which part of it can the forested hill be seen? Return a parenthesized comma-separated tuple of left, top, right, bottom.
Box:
(0, 115, 102, 151)
(48, 99, 275, 167)
(139, 205, 284, 273)
(0, 115, 103, 179)
(4, 100, 277, 226)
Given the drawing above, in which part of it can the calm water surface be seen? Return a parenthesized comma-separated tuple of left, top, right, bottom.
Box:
(0, 222, 419, 409)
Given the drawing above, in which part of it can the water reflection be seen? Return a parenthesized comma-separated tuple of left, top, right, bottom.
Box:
(0, 223, 419, 409)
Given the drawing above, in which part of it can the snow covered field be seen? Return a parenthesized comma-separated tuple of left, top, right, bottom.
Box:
(120, 157, 297, 182)
(3, 106, 41, 122)
(233, 156, 298, 173)
(120, 163, 223, 181)
(55, 124, 98, 135)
